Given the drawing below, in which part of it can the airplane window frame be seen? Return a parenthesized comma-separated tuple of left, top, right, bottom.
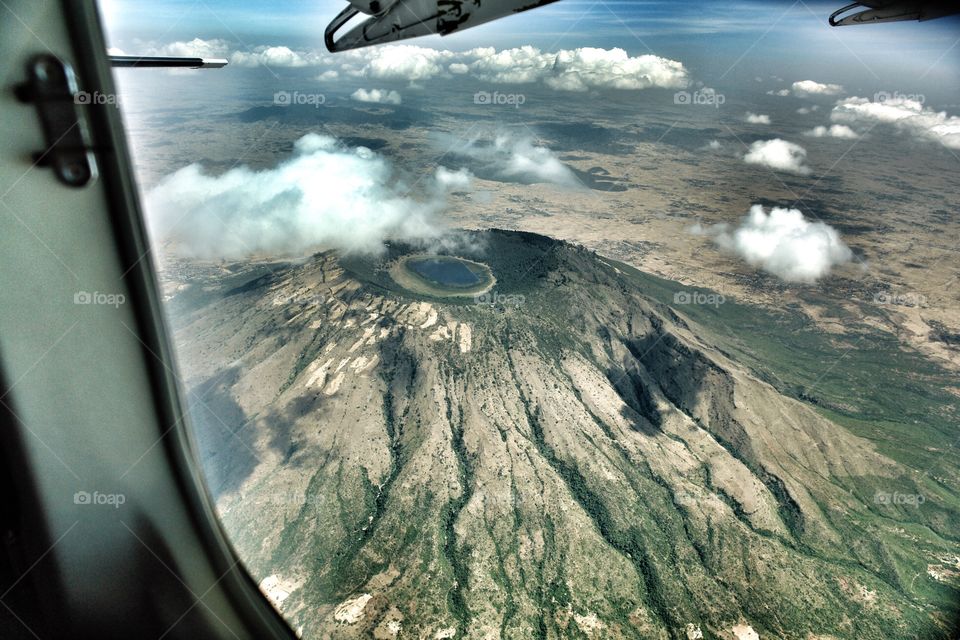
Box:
(0, 1, 298, 636)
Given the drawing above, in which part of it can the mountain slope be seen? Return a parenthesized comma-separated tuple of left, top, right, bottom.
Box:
(163, 230, 960, 639)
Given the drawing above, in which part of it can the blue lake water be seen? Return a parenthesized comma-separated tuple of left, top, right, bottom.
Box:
(408, 258, 481, 287)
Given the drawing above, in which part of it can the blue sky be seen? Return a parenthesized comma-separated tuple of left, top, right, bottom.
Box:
(99, 0, 960, 95)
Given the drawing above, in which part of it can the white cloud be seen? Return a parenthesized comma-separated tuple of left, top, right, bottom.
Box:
(140, 40, 690, 92)
(467, 46, 688, 90)
(745, 112, 771, 124)
(792, 80, 844, 97)
(150, 37, 231, 59)
(501, 139, 577, 185)
(469, 45, 552, 84)
(144, 134, 455, 258)
(230, 45, 316, 68)
(804, 124, 859, 139)
(351, 88, 402, 105)
(434, 167, 472, 191)
(360, 45, 454, 81)
(767, 88, 790, 97)
(709, 205, 853, 282)
(743, 139, 811, 175)
(545, 47, 689, 91)
(830, 96, 960, 149)
(317, 70, 339, 81)
(707, 140, 722, 150)
(448, 133, 581, 188)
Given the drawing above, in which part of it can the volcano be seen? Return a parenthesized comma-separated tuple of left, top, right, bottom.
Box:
(163, 230, 959, 640)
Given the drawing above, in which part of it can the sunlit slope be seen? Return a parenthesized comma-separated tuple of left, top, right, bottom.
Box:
(166, 230, 960, 640)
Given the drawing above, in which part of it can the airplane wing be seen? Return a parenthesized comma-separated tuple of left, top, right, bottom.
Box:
(829, 0, 960, 26)
(325, 0, 561, 52)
